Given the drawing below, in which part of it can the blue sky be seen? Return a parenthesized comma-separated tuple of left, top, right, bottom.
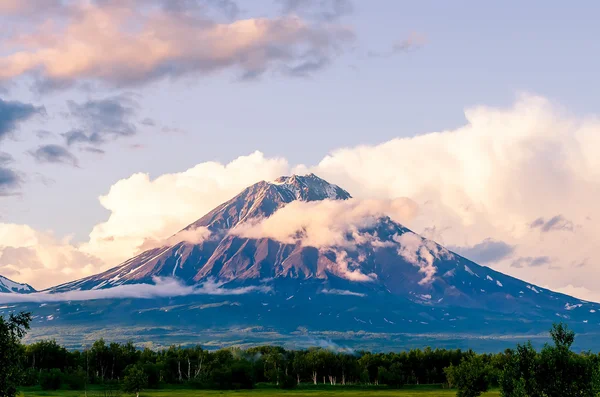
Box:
(2, 0, 600, 297)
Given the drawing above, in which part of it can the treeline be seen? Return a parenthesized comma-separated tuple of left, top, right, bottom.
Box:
(18, 338, 471, 389)
(2, 312, 600, 397)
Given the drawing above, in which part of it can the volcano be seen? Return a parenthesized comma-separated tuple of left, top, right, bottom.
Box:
(5, 174, 600, 351)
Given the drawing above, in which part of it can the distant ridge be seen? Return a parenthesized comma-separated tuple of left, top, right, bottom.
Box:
(0, 274, 35, 294)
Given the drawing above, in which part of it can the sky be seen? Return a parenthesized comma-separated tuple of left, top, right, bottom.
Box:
(1, 0, 600, 300)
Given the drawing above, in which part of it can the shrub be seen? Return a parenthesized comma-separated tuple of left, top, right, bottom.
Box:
(64, 367, 86, 390)
(20, 368, 39, 387)
(40, 368, 63, 390)
(378, 363, 405, 388)
(278, 370, 297, 389)
(122, 365, 147, 397)
(445, 355, 491, 397)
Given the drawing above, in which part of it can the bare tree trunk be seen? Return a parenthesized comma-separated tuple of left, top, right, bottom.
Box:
(297, 374, 300, 385)
(187, 358, 191, 380)
(312, 371, 317, 385)
(178, 360, 182, 382)
(194, 356, 203, 378)
(342, 372, 346, 385)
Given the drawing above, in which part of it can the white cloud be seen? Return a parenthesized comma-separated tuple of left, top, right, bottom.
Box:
(80, 151, 289, 265)
(0, 224, 102, 290)
(321, 288, 365, 297)
(305, 94, 600, 300)
(230, 197, 418, 248)
(229, 197, 417, 282)
(0, 277, 270, 304)
(394, 232, 450, 285)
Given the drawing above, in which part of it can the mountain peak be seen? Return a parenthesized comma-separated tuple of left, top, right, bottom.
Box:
(182, 174, 351, 233)
(270, 173, 351, 202)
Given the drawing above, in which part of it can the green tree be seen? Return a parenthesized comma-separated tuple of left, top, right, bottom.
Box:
(378, 362, 405, 388)
(499, 352, 527, 397)
(0, 311, 31, 397)
(122, 366, 148, 397)
(445, 354, 491, 397)
(514, 342, 541, 397)
(537, 323, 600, 397)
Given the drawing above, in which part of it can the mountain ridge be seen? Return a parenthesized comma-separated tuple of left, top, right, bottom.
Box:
(0, 274, 35, 294)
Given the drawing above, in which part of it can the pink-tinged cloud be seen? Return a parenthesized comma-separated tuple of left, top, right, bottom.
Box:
(0, 1, 353, 87)
(230, 197, 418, 248)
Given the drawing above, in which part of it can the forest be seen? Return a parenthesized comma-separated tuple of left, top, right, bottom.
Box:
(2, 312, 600, 397)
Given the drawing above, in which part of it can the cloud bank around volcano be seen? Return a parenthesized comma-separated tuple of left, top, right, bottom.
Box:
(3, 94, 600, 301)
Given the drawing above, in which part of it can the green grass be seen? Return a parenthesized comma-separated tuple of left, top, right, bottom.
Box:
(19, 387, 502, 397)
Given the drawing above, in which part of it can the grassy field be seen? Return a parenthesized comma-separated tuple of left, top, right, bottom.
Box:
(19, 388, 502, 397)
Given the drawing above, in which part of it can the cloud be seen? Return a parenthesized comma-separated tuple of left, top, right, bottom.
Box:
(0, 152, 19, 195)
(0, 167, 20, 195)
(0, 1, 353, 87)
(0, 98, 45, 140)
(510, 256, 551, 269)
(231, 197, 418, 248)
(367, 32, 427, 58)
(320, 288, 365, 297)
(79, 151, 289, 265)
(83, 147, 105, 155)
(298, 94, 600, 300)
(63, 96, 138, 146)
(140, 118, 155, 127)
(530, 215, 574, 233)
(0, 277, 271, 304)
(30, 144, 79, 167)
(279, 0, 353, 21)
(35, 130, 54, 140)
(136, 226, 211, 252)
(330, 249, 375, 282)
(394, 232, 451, 285)
(450, 238, 515, 264)
(230, 197, 422, 282)
(0, 0, 62, 16)
(0, 152, 13, 165)
(0, 224, 103, 289)
(392, 32, 427, 53)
